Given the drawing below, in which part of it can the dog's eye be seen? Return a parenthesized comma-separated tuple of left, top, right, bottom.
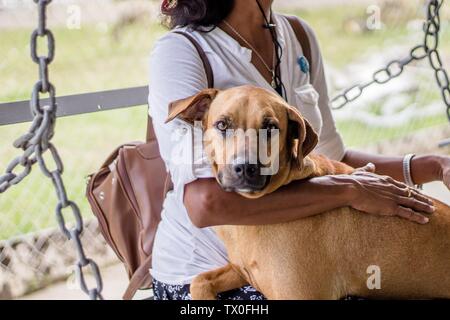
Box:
(215, 120, 228, 132)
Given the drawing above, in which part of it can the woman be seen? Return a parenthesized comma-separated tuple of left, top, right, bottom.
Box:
(148, 0, 450, 300)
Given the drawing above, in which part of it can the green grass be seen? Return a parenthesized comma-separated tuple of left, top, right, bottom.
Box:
(1, 5, 449, 239)
(292, 6, 450, 67)
(338, 114, 447, 148)
(290, 6, 408, 67)
(0, 22, 166, 102)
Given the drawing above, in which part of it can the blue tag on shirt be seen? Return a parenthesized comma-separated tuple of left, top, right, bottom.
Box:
(297, 56, 310, 74)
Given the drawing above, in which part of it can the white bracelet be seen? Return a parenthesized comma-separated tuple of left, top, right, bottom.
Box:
(403, 153, 416, 188)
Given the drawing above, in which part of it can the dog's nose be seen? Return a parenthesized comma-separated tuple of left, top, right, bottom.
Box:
(233, 163, 259, 178)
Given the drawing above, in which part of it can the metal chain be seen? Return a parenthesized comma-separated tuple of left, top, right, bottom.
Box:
(332, 0, 450, 123)
(0, 0, 103, 300)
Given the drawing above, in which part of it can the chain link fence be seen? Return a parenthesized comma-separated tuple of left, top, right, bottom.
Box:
(0, 0, 449, 299)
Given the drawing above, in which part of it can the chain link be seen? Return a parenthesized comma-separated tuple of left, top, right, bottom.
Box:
(332, 0, 450, 123)
(0, 0, 103, 300)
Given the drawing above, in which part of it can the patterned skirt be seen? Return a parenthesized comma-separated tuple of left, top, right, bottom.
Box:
(152, 279, 266, 300)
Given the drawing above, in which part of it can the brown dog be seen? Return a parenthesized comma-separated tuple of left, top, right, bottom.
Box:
(166, 85, 450, 300)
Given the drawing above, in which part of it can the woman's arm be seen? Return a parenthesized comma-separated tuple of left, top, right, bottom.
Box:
(185, 176, 350, 227)
(184, 172, 435, 228)
(342, 149, 447, 186)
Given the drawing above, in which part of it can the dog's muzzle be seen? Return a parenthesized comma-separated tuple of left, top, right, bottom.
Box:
(219, 158, 269, 193)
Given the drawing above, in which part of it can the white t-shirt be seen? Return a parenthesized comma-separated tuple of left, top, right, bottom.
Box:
(148, 14, 346, 285)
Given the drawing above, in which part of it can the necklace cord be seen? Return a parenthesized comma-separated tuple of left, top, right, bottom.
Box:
(255, 0, 287, 99)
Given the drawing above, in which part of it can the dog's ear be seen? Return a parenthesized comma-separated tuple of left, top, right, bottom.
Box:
(165, 89, 219, 124)
(286, 105, 319, 167)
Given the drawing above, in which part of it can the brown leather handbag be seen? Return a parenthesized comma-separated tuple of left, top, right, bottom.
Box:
(86, 17, 311, 300)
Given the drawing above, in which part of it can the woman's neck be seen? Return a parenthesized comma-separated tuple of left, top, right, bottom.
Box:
(221, 0, 274, 42)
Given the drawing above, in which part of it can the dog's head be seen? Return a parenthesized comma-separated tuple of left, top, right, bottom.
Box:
(166, 85, 318, 197)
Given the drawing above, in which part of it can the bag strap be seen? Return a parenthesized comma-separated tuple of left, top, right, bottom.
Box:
(123, 254, 153, 300)
(173, 31, 214, 89)
(146, 117, 157, 143)
(284, 16, 313, 77)
(146, 31, 214, 143)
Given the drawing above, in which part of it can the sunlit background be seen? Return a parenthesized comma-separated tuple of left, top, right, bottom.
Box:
(0, 0, 449, 299)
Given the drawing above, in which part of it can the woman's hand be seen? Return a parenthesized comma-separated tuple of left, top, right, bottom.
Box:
(342, 163, 435, 224)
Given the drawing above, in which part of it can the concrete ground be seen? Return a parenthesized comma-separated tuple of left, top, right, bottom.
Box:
(19, 182, 449, 300)
(19, 263, 152, 300)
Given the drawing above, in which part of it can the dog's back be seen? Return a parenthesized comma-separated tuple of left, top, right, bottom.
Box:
(216, 199, 450, 299)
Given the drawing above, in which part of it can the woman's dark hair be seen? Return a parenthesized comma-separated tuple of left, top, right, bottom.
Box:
(163, 0, 235, 31)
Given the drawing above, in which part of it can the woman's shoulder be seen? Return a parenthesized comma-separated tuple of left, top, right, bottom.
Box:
(153, 26, 219, 56)
(149, 28, 209, 97)
(150, 28, 208, 70)
(153, 28, 196, 53)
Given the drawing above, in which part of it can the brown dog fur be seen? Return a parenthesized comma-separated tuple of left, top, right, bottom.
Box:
(167, 85, 450, 300)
